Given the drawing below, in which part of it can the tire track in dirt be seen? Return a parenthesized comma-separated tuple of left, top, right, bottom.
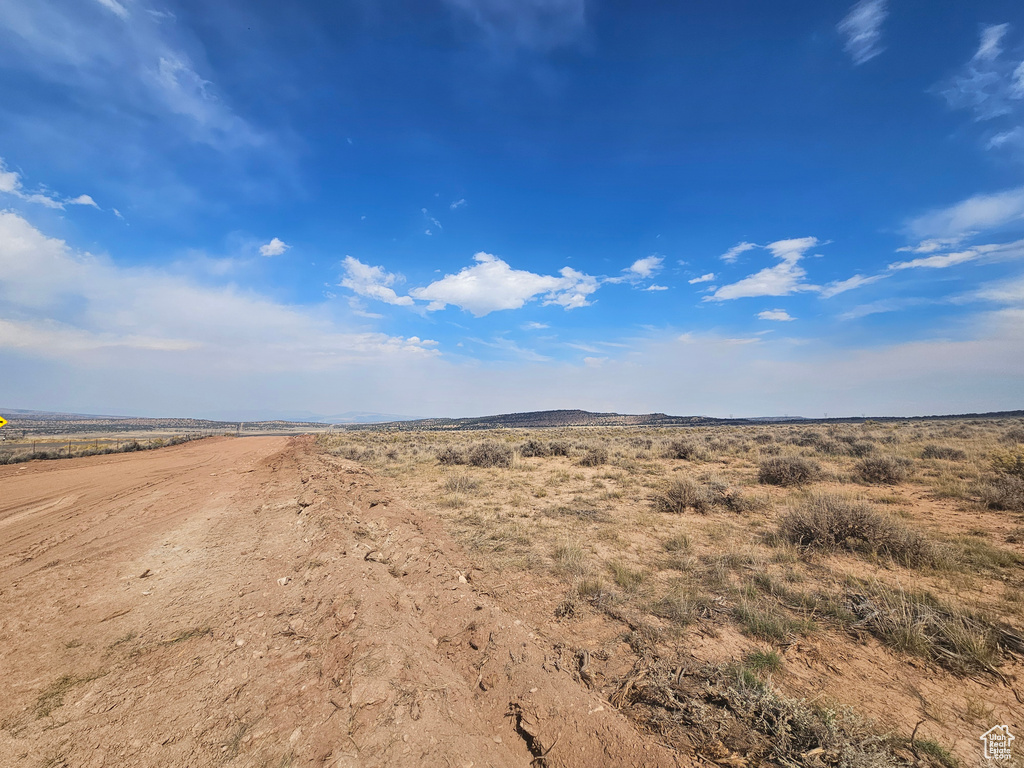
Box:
(0, 436, 687, 767)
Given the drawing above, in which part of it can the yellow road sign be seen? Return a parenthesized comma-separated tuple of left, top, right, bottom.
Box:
(0, 417, 6, 428)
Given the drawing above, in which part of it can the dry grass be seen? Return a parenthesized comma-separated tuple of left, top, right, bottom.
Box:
(778, 493, 937, 566)
(317, 416, 1024, 765)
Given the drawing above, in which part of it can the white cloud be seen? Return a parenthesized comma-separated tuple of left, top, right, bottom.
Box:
(720, 241, 757, 263)
(896, 236, 968, 254)
(0, 156, 107, 212)
(259, 237, 290, 257)
(0, 160, 20, 194)
(645, 284, 668, 291)
(23, 192, 64, 209)
(422, 208, 442, 231)
(964, 274, 1024, 305)
(710, 237, 820, 300)
(0, 3, 262, 151)
(443, 0, 586, 50)
(688, 273, 715, 284)
(339, 256, 415, 307)
(94, 0, 129, 20)
(819, 273, 887, 298)
(906, 186, 1024, 240)
(838, 0, 888, 65)
(888, 238, 1024, 270)
(67, 194, 99, 208)
(839, 297, 936, 320)
(409, 252, 599, 316)
(0, 212, 435, 370)
(624, 255, 663, 279)
(450, 198, 467, 210)
(976, 23, 1009, 62)
(939, 24, 1024, 153)
(522, 321, 549, 330)
(757, 309, 795, 322)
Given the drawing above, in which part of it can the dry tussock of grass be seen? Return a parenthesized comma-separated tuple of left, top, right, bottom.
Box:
(619, 658, 920, 768)
(778, 493, 937, 567)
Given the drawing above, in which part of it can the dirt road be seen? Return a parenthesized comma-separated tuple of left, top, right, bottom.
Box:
(0, 436, 684, 767)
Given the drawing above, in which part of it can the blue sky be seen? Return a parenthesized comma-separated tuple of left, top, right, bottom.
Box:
(1, 0, 1023, 419)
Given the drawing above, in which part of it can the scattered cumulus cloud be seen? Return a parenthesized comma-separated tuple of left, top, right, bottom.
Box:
(757, 309, 795, 322)
(645, 284, 668, 291)
(522, 321, 549, 330)
(819, 273, 887, 298)
(259, 237, 290, 257)
(0, 211, 436, 366)
(409, 252, 599, 316)
(720, 241, 757, 263)
(710, 237, 820, 300)
(624, 255, 663, 279)
(838, 0, 888, 65)
(422, 208, 443, 232)
(0, 156, 102, 212)
(688, 273, 715, 284)
(68, 194, 99, 208)
(450, 198, 467, 210)
(339, 256, 415, 307)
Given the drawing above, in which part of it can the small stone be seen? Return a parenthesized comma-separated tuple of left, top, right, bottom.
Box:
(235, 639, 245, 647)
(493, 736, 502, 744)
(277, 577, 290, 586)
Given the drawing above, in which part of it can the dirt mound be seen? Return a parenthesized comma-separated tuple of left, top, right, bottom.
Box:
(0, 436, 685, 767)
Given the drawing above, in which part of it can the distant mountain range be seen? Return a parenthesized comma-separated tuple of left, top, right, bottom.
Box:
(3, 406, 1021, 433)
(341, 408, 1024, 430)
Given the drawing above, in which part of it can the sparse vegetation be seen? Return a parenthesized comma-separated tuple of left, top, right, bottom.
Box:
(466, 440, 513, 468)
(921, 444, 966, 461)
(758, 456, 820, 486)
(778, 493, 936, 566)
(857, 455, 912, 484)
(315, 415, 1024, 766)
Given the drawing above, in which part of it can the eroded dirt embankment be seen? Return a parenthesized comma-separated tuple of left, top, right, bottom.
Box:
(0, 436, 685, 768)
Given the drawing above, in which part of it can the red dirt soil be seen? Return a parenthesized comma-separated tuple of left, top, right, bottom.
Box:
(0, 436, 688, 767)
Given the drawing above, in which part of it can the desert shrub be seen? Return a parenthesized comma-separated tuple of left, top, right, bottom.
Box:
(856, 455, 912, 484)
(921, 444, 967, 461)
(1002, 426, 1024, 444)
(547, 440, 571, 457)
(847, 440, 876, 457)
(753, 433, 776, 444)
(758, 456, 820, 486)
(979, 475, 1024, 512)
(758, 443, 782, 456)
(655, 477, 716, 514)
(991, 448, 1024, 478)
(577, 445, 608, 467)
(662, 439, 711, 461)
(467, 441, 513, 468)
(436, 445, 466, 465)
(778, 494, 935, 565)
(518, 439, 550, 458)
